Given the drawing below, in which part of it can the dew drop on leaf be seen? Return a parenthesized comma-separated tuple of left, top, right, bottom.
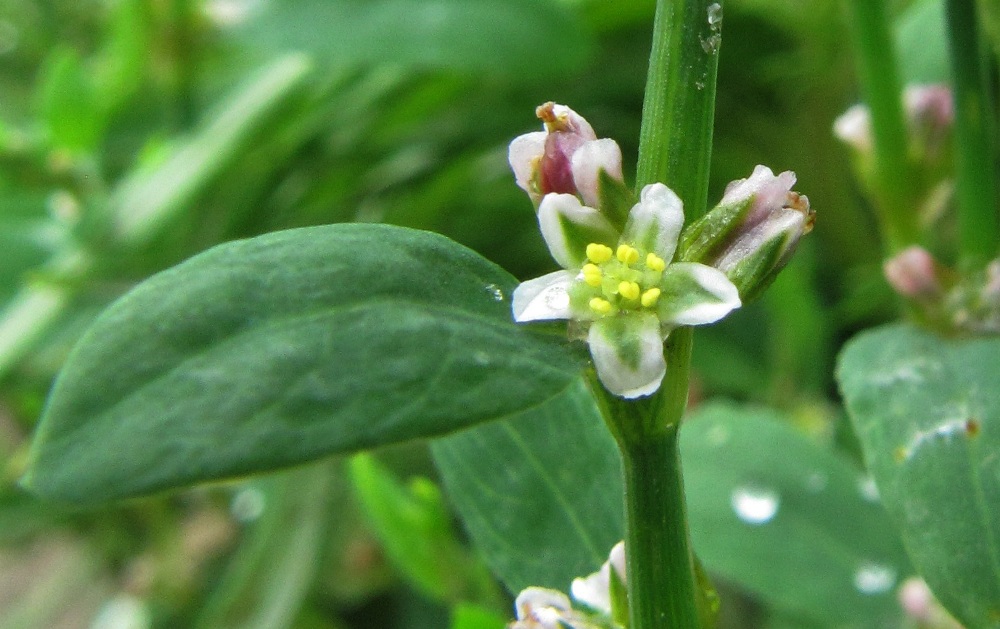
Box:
(853, 561, 897, 595)
(230, 486, 266, 522)
(485, 283, 504, 301)
(858, 475, 880, 502)
(730, 485, 779, 525)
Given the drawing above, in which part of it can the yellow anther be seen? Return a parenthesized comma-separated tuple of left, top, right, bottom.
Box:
(618, 281, 641, 301)
(582, 264, 603, 287)
(589, 297, 613, 314)
(586, 243, 613, 264)
(641, 287, 662, 308)
(646, 253, 666, 272)
(616, 244, 640, 265)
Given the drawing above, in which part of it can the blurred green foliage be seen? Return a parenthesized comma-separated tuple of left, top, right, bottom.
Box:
(0, 0, 956, 627)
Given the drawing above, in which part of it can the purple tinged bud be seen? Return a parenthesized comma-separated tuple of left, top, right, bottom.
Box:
(680, 165, 813, 302)
(883, 246, 942, 299)
(508, 102, 623, 208)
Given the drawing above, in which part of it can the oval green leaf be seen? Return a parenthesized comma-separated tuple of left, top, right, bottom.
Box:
(431, 380, 625, 593)
(435, 388, 909, 627)
(838, 323, 1000, 627)
(24, 224, 582, 504)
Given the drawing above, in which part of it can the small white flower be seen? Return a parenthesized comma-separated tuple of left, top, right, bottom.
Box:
(512, 183, 740, 398)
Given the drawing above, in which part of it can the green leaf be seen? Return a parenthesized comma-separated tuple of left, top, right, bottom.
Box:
(435, 386, 910, 627)
(24, 224, 581, 504)
(838, 323, 1000, 627)
(431, 380, 624, 593)
(683, 403, 910, 627)
(348, 453, 497, 604)
(237, 0, 591, 77)
(193, 463, 333, 629)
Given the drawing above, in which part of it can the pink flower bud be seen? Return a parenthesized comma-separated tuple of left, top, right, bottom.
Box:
(883, 246, 942, 299)
(508, 103, 623, 207)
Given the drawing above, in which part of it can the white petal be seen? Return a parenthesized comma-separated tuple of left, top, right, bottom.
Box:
(608, 541, 626, 581)
(623, 183, 685, 262)
(833, 104, 873, 153)
(588, 314, 666, 399)
(571, 138, 624, 208)
(538, 193, 619, 269)
(658, 262, 741, 326)
(515, 587, 573, 620)
(571, 563, 612, 615)
(512, 271, 577, 322)
(509, 131, 547, 200)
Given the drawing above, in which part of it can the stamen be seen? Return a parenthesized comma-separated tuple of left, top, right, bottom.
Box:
(641, 287, 661, 307)
(618, 281, 641, 301)
(645, 253, 666, 272)
(589, 297, 613, 314)
(616, 245, 640, 265)
(582, 264, 603, 287)
(586, 243, 613, 264)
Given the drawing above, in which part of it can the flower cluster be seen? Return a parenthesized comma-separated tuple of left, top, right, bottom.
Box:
(508, 103, 811, 398)
(834, 84, 954, 226)
(510, 542, 626, 629)
(884, 246, 1000, 334)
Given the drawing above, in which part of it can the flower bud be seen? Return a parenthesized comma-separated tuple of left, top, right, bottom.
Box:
(883, 246, 943, 300)
(680, 165, 814, 302)
(508, 102, 623, 208)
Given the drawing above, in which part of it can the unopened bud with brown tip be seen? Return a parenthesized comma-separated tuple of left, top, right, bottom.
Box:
(680, 165, 814, 303)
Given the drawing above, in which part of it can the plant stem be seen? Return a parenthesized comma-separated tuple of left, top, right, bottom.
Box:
(600, 0, 723, 625)
(622, 425, 698, 629)
(844, 0, 919, 252)
(945, 0, 1000, 266)
(636, 0, 722, 219)
(590, 329, 700, 629)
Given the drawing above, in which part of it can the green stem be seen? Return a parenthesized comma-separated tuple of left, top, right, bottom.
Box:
(590, 329, 699, 629)
(622, 426, 697, 629)
(636, 0, 722, 219)
(603, 0, 722, 625)
(946, 0, 1000, 266)
(845, 0, 919, 251)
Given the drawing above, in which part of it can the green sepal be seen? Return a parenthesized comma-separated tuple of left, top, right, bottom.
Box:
(597, 169, 638, 231)
(677, 196, 754, 264)
(724, 230, 791, 304)
(609, 565, 629, 627)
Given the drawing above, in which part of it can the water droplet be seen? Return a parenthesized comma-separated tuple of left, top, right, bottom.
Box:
(545, 286, 570, 310)
(91, 595, 151, 629)
(707, 3, 723, 27)
(485, 283, 504, 301)
(731, 485, 780, 525)
(805, 471, 828, 492)
(853, 561, 896, 595)
(700, 34, 721, 54)
(858, 476, 880, 502)
(707, 424, 729, 447)
(230, 486, 266, 522)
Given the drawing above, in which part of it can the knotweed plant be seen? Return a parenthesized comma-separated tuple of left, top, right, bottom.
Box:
(17, 0, 1000, 628)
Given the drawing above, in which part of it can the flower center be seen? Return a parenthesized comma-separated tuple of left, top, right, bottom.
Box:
(575, 242, 664, 317)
